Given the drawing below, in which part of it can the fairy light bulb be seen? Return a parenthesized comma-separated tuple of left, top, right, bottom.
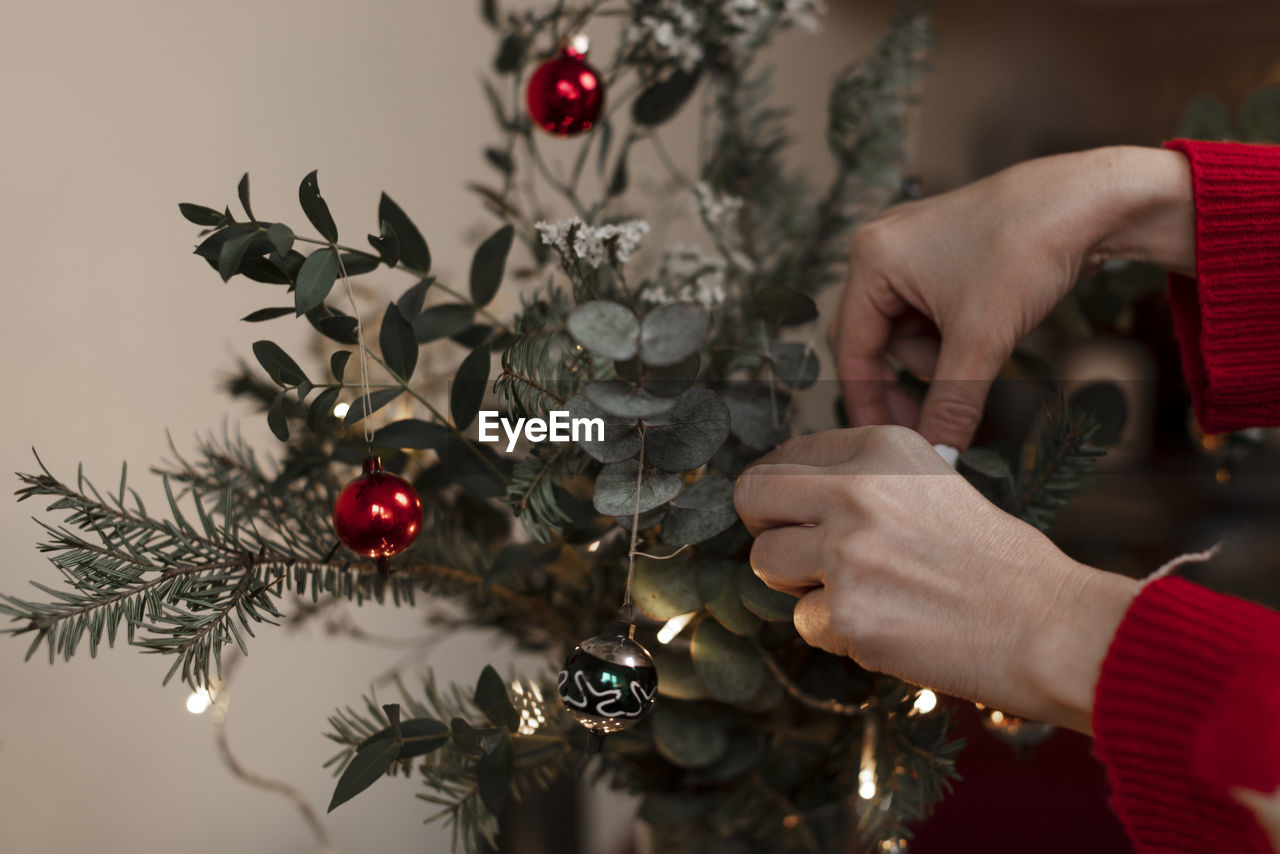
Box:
(912, 689, 937, 714)
(186, 687, 212, 715)
(656, 612, 696, 644)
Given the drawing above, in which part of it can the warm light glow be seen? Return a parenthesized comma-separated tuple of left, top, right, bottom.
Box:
(586, 539, 601, 553)
(568, 32, 590, 56)
(858, 777, 877, 800)
(394, 492, 409, 507)
(512, 680, 548, 736)
(913, 689, 937, 715)
(781, 814, 799, 830)
(333, 401, 350, 419)
(579, 72, 597, 90)
(1216, 467, 1231, 484)
(990, 710, 1005, 724)
(656, 612, 696, 644)
(186, 688, 212, 715)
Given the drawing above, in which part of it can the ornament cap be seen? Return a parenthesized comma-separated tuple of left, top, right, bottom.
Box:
(584, 730, 607, 754)
(362, 456, 383, 475)
(562, 32, 590, 59)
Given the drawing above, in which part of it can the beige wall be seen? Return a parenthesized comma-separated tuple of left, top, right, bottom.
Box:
(3, 1, 1279, 852)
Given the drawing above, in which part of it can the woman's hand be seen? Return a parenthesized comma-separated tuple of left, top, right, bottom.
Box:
(733, 427, 1139, 733)
(833, 145, 1194, 449)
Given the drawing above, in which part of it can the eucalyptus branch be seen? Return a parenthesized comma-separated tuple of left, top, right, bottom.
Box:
(754, 639, 866, 718)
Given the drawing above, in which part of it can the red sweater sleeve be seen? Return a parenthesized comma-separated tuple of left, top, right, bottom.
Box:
(1093, 576, 1280, 852)
(1164, 139, 1280, 433)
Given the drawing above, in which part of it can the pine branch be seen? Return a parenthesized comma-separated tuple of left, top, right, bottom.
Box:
(1008, 401, 1109, 532)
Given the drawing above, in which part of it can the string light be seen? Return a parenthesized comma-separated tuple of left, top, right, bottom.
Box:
(858, 715, 878, 800)
(586, 539, 601, 553)
(656, 612, 696, 644)
(511, 680, 547, 736)
(186, 687, 212, 714)
(912, 689, 937, 715)
(332, 401, 350, 419)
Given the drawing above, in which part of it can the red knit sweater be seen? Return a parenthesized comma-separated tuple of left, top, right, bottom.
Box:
(1092, 139, 1280, 853)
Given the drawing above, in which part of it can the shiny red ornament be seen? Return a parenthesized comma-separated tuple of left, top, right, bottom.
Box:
(333, 457, 422, 575)
(526, 41, 604, 137)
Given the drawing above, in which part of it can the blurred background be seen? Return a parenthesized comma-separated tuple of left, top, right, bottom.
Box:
(3, 1, 1280, 852)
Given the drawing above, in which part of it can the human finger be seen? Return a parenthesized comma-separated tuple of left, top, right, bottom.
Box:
(748, 524, 826, 595)
(733, 463, 828, 537)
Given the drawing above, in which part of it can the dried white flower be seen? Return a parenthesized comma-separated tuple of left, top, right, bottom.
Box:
(536, 217, 650, 268)
(647, 243, 730, 308)
(694, 182, 744, 232)
(624, 1, 705, 72)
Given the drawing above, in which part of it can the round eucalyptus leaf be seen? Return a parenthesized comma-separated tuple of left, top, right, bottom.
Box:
(592, 460, 683, 516)
(644, 387, 730, 472)
(584, 381, 677, 419)
(660, 476, 738, 546)
(652, 647, 708, 701)
(650, 702, 728, 769)
(691, 618, 764, 703)
(616, 352, 701, 399)
(639, 303, 710, 367)
(564, 394, 640, 464)
(633, 555, 701, 620)
(753, 287, 818, 326)
(568, 301, 640, 361)
(723, 387, 786, 450)
(613, 507, 667, 530)
(769, 342, 819, 390)
(697, 561, 762, 636)
(737, 568, 797, 622)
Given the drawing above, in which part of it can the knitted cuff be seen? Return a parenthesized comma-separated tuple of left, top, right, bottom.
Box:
(1164, 139, 1280, 433)
(1093, 576, 1277, 852)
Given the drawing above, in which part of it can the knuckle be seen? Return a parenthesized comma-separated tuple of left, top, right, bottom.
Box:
(850, 220, 899, 263)
(926, 396, 985, 437)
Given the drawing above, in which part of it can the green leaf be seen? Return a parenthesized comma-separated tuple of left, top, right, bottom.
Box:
(238, 256, 291, 285)
(475, 665, 520, 732)
(481, 0, 499, 27)
(379, 304, 419, 381)
(267, 223, 294, 257)
(1240, 84, 1280, 142)
(697, 561, 762, 636)
(567, 301, 640, 361)
(307, 387, 341, 433)
(252, 340, 308, 386)
(483, 146, 514, 174)
(650, 702, 728, 768)
(413, 304, 476, 343)
(487, 543, 560, 586)
(398, 279, 431, 319)
(564, 394, 640, 464)
(651, 647, 708, 701)
(299, 170, 338, 243)
(769, 342, 819, 390)
(374, 419, 450, 451)
(378, 193, 432, 273)
(660, 476, 738, 545)
(633, 554, 701, 620)
(451, 345, 491, 431)
(179, 203, 224, 226)
(754, 287, 819, 326)
(217, 231, 256, 282)
(267, 393, 289, 441)
(644, 387, 730, 472)
(295, 247, 340, 316)
(327, 738, 401, 812)
(958, 447, 1011, 479)
(592, 460, 682, 516)
(493, 33, 525, 74)
(330, 350, 351, 382)
(470, 224, 514, 306)
(617, 353, 701, 399)
(444, 435, 509, 497)
(368, 220, 401, 268)
(723, 388, 784, 450)
(633, 68, 701, 127)
(691, 618, 763, 703)
(476, 736, 513, 815)
(343, 388, 404, 427)
(607, 140, 630, 197)
(583, 381, 675, 419)
(307, 304, 359, 345)
(356, 717, 449, 758)
(339, 252, 380, 276)
(236, 173, 254, 221)
(640, 303, 709, 367)
(241, 307, 294, 323)
(737, 569, 796, 622)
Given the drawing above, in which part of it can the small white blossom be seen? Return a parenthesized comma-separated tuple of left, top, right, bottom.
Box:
(646, 243, 729, 308)
(694, 182, 744, 232)
(537, 217, 650, 268)
(624, 2, 704, 72)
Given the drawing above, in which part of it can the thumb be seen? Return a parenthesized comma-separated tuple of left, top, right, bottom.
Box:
(916, 335, 1006, 449)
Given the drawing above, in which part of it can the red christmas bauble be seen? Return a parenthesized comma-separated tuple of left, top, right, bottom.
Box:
(526, 43, 604, 137)
(333, 456, 422, 575)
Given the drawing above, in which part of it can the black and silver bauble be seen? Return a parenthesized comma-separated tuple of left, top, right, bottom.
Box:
(557, 627, 658, 753)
